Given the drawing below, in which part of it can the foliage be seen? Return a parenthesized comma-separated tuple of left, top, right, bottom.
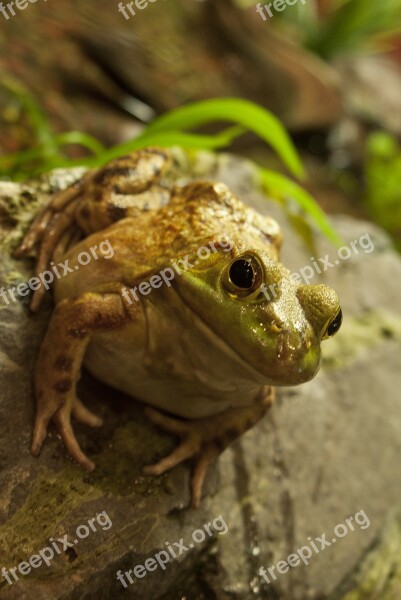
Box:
(364, 131, 401, 251)
(305, 0, 401, 59)
(272, 0, 401, 59)
(0, 82, 341, 245)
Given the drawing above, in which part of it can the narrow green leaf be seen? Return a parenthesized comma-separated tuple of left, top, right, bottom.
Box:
(0, 132, 105, 174)
(23, 127, 246, 175)
(100, 125, 246, 161)
(258, 167, 343, 246)
(144, 98, 304, 178)
(55, 132, 106, 156)
(1, 76, 60, 160)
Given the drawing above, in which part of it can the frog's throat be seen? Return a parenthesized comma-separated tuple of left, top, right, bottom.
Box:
(169, 287, 275, 386)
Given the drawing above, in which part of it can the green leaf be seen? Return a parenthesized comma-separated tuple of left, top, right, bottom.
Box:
(1, 76, 61, 160)
(258, 167, 343, 246)
(306, 0, 401, 58)
(0, 132, 105, 174)
(55, 132, 106, 156)
(95, 125, 246, 163)
(0, 89, 339, 246)
(144, 98, 305, 178)
(14, 127, 246, 177)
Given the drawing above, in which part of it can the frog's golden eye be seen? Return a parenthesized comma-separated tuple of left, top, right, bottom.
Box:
(323, 308, 343, 339)
(223, 254, 263, 298)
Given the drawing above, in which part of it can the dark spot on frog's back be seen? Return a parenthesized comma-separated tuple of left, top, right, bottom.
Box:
(260, 231, 275, 244)
(54, 354, 73, 371)
(108, 204, 127, 222)
(186, 183, 215, 199)
(54, 378, 73, 393)
(94, 189, 103, 202)
(79, 207, 90, 220)
(93, 167, 136, 185)
(92, 310, 124, 329)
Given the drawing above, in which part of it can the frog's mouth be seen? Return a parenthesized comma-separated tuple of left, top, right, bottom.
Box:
(187, 307, 276, 385)
(170, 286, 322, 387)
(175, 258, 343, 386)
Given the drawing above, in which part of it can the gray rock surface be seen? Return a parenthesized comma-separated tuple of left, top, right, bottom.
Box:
(0, 150, 400, 599)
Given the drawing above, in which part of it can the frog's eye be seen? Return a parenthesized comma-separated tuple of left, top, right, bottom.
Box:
(323, 308, 343, 339)
(223, 254, 263, 298)
(229, 259, 255, 288)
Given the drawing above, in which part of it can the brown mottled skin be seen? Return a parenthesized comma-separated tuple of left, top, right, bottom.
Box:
(16, 148, 342, 507)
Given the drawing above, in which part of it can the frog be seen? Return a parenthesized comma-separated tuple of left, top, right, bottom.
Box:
(15, 147, 342, 507)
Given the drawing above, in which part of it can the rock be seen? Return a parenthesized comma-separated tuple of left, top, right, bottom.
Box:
(333, 504, 401, 600)
(336, 55, 401, 136)
(0, 150, 400, 599)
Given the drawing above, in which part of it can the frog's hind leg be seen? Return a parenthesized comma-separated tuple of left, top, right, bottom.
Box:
(143, 387, 274, 508)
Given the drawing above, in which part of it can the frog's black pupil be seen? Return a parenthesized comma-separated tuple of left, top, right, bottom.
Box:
(229, 259, 254, 289)
(327, 309, 343, 337)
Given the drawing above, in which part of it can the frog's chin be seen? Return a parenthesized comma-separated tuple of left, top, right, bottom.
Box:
(267, 362, 321, 387)
(248, 351, 322, 387)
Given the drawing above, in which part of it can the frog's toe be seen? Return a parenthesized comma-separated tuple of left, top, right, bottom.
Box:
(144, 407, 189, 435)
(143, 432, 218, 507)
(143, 407, 202, 474)
(53, 409, 95, 471)
(191, 446, 219, 509)
(143, 439, 199, 477)
(31, 403, 96, 470)
(31, 414, 52, 456)
(143, 407, 219, 506)
(72, 397, 103, 428)
(13, 208, 53, 258)
(29, 286, 47, 313)
(143, 409, 200, 473)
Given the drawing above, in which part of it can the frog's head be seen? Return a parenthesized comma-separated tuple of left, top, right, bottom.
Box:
(174, 239, 342, 386)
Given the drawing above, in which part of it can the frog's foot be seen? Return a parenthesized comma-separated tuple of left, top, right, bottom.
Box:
(13, 175, 91, 310)
(31, 396, 103, 472)
(20, 198, 84, 312)
(14, 179, 85, 259)
(143, 390, 274, 508)
(143, 408, 222, 508)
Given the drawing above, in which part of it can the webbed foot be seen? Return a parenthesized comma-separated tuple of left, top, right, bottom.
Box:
(143, 389, 273, 508)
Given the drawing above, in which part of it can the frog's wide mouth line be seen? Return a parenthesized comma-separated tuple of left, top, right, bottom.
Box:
(170, 284, 298, 386)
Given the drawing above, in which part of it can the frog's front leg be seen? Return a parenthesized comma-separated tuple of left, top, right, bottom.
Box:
(143, 387, 275, 508)
(31, 292, 130, 469)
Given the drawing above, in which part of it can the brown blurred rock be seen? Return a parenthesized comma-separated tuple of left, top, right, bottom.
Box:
(0, 0, 343, 161)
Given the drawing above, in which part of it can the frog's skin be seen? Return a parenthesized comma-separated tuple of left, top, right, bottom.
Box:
(16, 148, 342, 507)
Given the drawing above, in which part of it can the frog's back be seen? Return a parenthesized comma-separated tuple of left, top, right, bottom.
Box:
(55, 180, 281, 301)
